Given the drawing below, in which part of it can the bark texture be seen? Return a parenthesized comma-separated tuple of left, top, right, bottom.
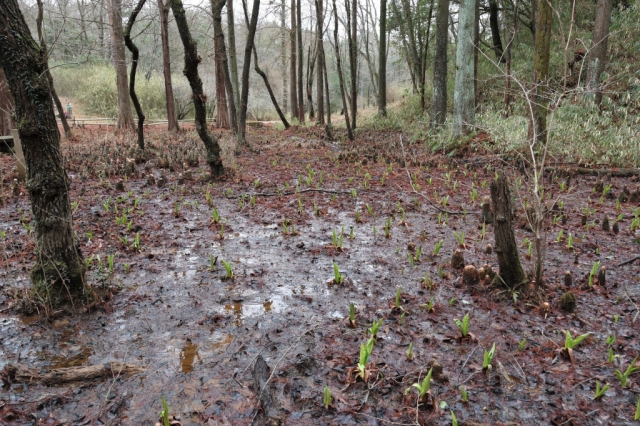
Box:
(490, 176, 526, 289)
(315, 0, 325, 125)
(158, 0, 179, 131)
(109, 0, 135, 130)
(124, 0, 147, 150)
(238, 0, 261, 146)
(212, 0, 238, 133)
(296, 0, 305, 122)
(0, 0, 87, 305)
(430, 0, 449, 127)
(227, 0, 241, 117)
(585, 0, 612, 105)
(3, 362, 144, 385)
(488, 0, 505, 61)
(378, 0, 387, 115)
(290, 0, 299, 119)
(0, 68, 16, 136)
(530, 0, 552, 145)
(170, 0, 224, 177)
(453, 0, 476, 137)
(333, 0, 354, 140)
(212, 0, 230, 129)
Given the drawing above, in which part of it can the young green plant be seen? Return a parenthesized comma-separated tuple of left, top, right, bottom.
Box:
(405, 367, 433, 402)
(454, 313, 470, 338)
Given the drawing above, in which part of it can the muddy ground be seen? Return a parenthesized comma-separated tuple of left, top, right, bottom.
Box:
(1, 126, 640, 425)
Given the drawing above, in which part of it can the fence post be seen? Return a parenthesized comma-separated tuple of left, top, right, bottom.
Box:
(11, 129, 26, 181)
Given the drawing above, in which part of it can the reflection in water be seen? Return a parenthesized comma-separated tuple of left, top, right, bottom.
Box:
(179, 340, 201, 373)
(263, 300, 272, 312)
(208, 333, 234, 351)
(224, 302, 243, 326)
(225, 301, 275, 325)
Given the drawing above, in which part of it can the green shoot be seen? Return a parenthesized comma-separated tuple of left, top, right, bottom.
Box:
(333, 263, 344, 284)
(518, 339, 527, 351)
(298, 198, 303, 215)
(449, 296, 457, 306)
(323, 386, 332, 409)
(395, 287, 402, 309)
(459, 386, 468, 402)
(454, 313, 470, 337)
(107, 254, 115, 273)
(606, 334, 616, 346)
(383, 217, 391, 238)
(635, 397, 640, 420)
(211, 207, 220, 223)
(451, 410, 458, 426)
(433, 240, 444, 256)
(221, 260, 234, 280)
(566, 233, 573, 250)
(615, 356, 640, 387)
(564, 330, 590, 350)
(482, 343, 496, 370)
(614, 314, 620, 323)
(366, 204, 373, 215)
(349, 303, 355, 325)
(369, 319, 383, 337)
(589, 261, 601, 286)
(407, 342, 413, 359)
(124, 263, 130, 273)
(593, 381, 610, 400)
(422, 271, 433, 289)
(421, 297, 435, 312)
(453, 231, 465, 247)
(161, 396, 170, 426)
(357, 338, 375, 380)
(209, 254, 216, 272)
(556, 229, 564, 243)
(355, 210, 361, 223)
(608, 348, 619, 363)
(405, 367, 433, 400)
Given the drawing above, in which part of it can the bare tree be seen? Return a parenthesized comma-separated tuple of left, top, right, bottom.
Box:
(281, 0, 288, 114)
(212, 0, 238, 132)
(488, 0, 505, 61)
(333, 0, 353, 140)
(297, 0, 305, 122)
(290, 0, 299, 119)
(378, 0, 386, 115)
(212, 0, 231, 129)
(315, 0, 325, 125)
(169, 0, 224, 177)
(158, 0, 179, 131)
(238, 0, 261, 146)
(124, 0, 147, 150)
(504, 0, 520, 117)
(227, 0, 240, 116)
(0, 0, 86, 306)
(530, 0, 552, 145)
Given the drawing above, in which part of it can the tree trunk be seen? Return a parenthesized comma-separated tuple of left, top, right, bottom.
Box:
(322, 41, 333, 140)
(212, 1, 230, 129)
(290, 0, 299, 119)
(109, 0, 135, 130)
(420, 1, 434, 111)
(333, 0, 353, 140)
(315, 0, 325, 125)
(0, 0, 86, 305)
(430, 0, 449, 128)
(488, 0, 505, 61)
(212, 0, 238, 133)
(529, 0, 552, 145)
(238, 0, 261, 146)
(36, 0, 71, 138)
(124, 0, 147, 150)
(378, 0, 386, 115)
(241, 0, 290, 129)
(349, 0, 358, 129)
(490, 175, 526, 289)
(226, 0, 241, 118)
(585, 0, 612, 105)
(453, 0, 476, 137)
(297, 0, 305, 122)
(169, 0, 224, 177)
(158, 0, 179, 131)
(281, 0, 288, 114)
(503, 0, 519, 117)
(306, 44, 316, 120)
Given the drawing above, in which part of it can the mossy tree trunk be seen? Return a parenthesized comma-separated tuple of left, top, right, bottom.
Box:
(169, 0, 224, 177)
(490, 175, 526, 289)
(124, 0, 147, 150)
(0, 0, 87, 305)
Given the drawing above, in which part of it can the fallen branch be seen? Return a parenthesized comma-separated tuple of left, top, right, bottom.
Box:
(2, 362, 145, 385)
(544, 166, 640, 177)
(618, 255, 640, 267)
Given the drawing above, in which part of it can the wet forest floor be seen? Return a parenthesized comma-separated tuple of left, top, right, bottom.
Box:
(1, 126, 640, 425)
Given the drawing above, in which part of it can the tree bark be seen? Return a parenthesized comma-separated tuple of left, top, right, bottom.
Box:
(0, 0, 87, 305)
(212, 0, 230, 129)
(212, 0, 238, 133)
(349, 0, 358, 129)
(124, 0, 147, 150)
(290, 0, 299, 119)
(306, 44, 316, 120)
(281, 0, 288, 114)
(333, 0, 354, 140)
(315, 0, 325, 125)
(585, 0, 612, 105)
(297, 0, 305, 122)
(378, 0, 386, 115)
(322, 41, 333, 140)
(169, 0, 224, 177)
(36, 0, 71, 138)
(158, 0, 179, 131)
(490, 175, 526, 289)
(453, 0, 476, 137)
(109, 0, 135, 130)
(488, 0, 505, 61)
(226, 0, 241, 119)
(238, 0, 261, 146)
(504, 0, 520, 117)
(529, 0, 552, 145)
(430, 0, 449, 128)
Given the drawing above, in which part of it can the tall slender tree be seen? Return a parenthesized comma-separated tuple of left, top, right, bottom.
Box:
(238, 0, 261, 146)
(0, 0, 87, 306)
(297, 0, 305, 122)
(227, 0, 241, 117)
(333, 0, 353, 140)
(453, 0, 476, 137)
(586, 0, 613, 105)
(281, 0, 288, 114)
(170, 0, 225, 176)
(212, 0, 239, 132)
(290, 0, 299, 119)
(378, 0, 386, 115)
(430, 0, 449, 128)
(158, 0, 179, 131)
(124, 0, 147, 150)
(315, 0, 325, 125)
(212, 0, 231, 129)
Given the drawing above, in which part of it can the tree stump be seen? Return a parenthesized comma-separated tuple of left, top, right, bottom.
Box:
(490, 176, 526, 289)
